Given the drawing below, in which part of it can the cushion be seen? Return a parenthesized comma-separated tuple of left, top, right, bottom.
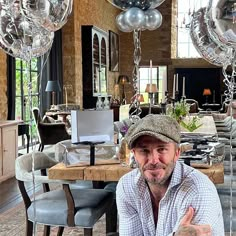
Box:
(27, 188, 113, 227)
(42, 115, 56, 123)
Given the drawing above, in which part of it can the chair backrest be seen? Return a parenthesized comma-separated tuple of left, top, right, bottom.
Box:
(15, 152, 58, 182)
(185, 99, 200, 113)
(32, 107, 42, 125)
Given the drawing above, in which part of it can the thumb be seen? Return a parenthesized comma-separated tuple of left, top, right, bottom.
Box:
(180, 207, 194, 225)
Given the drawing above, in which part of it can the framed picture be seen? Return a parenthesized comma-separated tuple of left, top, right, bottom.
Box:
(109, 31, 119, 72)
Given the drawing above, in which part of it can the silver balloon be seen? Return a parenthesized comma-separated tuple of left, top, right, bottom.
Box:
(206, 0, 236, 48)
(21, 0, 73, 32)
(149, 0, 165, 9)
(116, 12, 133, 32)
(0, 8, 54, 61)
(190, 7, 232, 68)
(144, 8, 162, 30)
(108, 0, 151, 10)
(123, 7, 145, 30)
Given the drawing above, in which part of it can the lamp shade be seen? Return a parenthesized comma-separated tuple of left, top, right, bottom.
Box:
(45, 80, 62, 92)
(203, 88, 211, 96)
(145, 84, 158, 93)
(118, 75, 129, 84)
(137, 94, 144, 102)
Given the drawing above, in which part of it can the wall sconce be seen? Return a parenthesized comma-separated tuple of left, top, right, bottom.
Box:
(118, 75, 129, 104)
(45, 80, 61, 110)
(203, 88, 211, 104)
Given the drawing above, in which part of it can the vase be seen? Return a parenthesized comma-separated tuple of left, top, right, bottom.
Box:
(118, 138, 130, 165)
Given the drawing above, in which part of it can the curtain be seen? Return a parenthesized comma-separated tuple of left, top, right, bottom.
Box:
(7, 56, 16, 120)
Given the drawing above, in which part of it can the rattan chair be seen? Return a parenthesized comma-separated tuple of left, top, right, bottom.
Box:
(15, 152, 114, 236)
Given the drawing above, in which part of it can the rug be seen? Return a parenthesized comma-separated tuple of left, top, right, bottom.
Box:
(0, 198, 234, 235)
(0, 201, 107, 236)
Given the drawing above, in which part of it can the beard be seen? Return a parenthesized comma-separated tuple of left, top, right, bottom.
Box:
(139, 158, 176, 186)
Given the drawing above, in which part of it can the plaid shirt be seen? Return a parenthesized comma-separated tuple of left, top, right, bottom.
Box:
(116, 161, 224, 236)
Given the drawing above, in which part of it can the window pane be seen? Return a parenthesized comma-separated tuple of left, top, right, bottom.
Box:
(178, 43, 190, 58)
(139, 66, 167, 104)
(177, 0, 204, 58)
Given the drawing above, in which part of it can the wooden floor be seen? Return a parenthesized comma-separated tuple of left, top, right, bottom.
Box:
(0, 177, 41, 214)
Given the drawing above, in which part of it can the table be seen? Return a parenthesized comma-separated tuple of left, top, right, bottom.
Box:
(48, 162, 224, 184)
(202, 103, 221, 111)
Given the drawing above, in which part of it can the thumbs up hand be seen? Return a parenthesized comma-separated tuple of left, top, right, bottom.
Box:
(174, 207, 212, 236)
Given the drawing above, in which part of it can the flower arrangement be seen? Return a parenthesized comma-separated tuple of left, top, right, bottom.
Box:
(166, 99, 202, 132)
(180, 116, 202, 132)
(166, 99, 190, 123)
(120, 124, 129, 137)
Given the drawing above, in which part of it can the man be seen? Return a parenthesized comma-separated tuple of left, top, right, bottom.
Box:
(116, 114, 224, 236)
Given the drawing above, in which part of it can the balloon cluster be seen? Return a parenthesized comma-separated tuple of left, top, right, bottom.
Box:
(108, 0, 165, 32)
(0, 0, 73, 61)
(190, 0, 236, 102)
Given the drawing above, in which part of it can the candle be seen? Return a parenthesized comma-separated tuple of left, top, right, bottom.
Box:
(150, 60, 152, 92)
(182, 77, 185, 97)
(172, 74, 176, 99)
(176, 73, 178, 91)
(65, 87, 68, 107)
(162, 77, 166, 102)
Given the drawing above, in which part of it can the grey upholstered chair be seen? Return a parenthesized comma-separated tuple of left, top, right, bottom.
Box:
(32, 107, 71, 151)
(15, 152, 114, 236)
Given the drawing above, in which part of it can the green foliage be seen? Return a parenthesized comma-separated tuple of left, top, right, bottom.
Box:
(180, 116, 202, 132)
(166, 100, 190, 123)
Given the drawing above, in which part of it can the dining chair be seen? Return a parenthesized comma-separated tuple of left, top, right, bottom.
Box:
(32, 107, 71, 151)
(15, 152, 114, 236)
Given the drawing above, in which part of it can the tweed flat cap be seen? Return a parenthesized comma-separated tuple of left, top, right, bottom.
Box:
(126, 114, 181, 149)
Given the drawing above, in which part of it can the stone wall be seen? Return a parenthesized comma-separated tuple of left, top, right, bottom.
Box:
(62, 0, 120, 107)
(0, 0, 225, 118)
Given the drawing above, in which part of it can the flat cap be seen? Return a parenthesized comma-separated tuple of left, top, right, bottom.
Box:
(125, 114, 181, 149)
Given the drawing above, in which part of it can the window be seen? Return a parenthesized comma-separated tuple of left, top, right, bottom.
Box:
(177, 0, 206, 58)
(139, 66, 167, 104)
(15, 58, 41, 148)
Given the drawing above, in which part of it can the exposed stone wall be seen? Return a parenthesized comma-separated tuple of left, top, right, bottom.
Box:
(62, 0, 120, 108)
(0, 0, 226, 119)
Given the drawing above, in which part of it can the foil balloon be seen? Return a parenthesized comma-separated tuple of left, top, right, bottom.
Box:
(21, 0, 73, 32)
(207, 0, 236, 48)
(123, 7, 145, 30)
(149, 0, 165, 9)
(144, 8, 162, 30)
(0, 8, 54, 61)
(190, 7, 232, 68)
(108, 0, 151, 10)
(116, 12, 133, 32)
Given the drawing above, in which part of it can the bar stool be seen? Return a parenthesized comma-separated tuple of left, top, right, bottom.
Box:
(18, 123, 30, 153)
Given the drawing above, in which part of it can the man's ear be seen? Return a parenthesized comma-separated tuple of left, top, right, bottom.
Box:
(174, 146, 181, 162)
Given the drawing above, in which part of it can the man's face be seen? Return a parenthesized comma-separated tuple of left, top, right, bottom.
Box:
(132, 135, 180, 186)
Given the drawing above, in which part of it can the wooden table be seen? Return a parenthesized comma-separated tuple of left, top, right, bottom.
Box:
(48, 162, 224, 184)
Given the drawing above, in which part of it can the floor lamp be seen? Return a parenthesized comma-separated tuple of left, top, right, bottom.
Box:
(45, 80, 61, 110)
